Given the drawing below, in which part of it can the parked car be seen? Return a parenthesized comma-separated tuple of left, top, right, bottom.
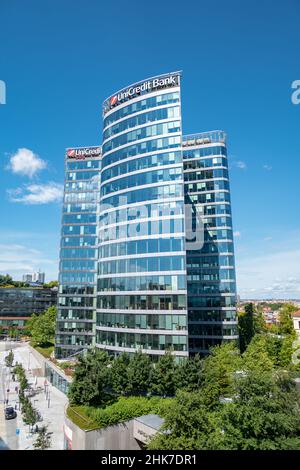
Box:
(4, 407, 17, 420)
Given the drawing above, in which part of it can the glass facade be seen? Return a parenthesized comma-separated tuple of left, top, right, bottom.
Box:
(97, 72, 189, 359)
(0, 287, 57, 330)
(45, 362, 71, 395)
(55, 73, 238, 360)
(183, 131, 238, 354)
(55, 147, 101, 358)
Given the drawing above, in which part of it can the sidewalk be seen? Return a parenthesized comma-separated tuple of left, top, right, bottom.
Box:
(0, 342, 68, 450)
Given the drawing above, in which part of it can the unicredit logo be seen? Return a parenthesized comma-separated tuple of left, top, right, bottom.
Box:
(66, 147, 101, 159)
(110, 95, 118, 106)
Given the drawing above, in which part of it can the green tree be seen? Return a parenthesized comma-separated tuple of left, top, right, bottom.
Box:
(279, 304, 297, 337)
(148, 390, 221, 450)
(8, 325, 18, 339)
(238, 303, 255, 353)
(0, 274, 13, 286)
(68, 349, 112, 406)
(126, 351, 152, 395)
(5, 350, 14, 367)
(175, 354, 203, 391)
(201, 342, 242, 399)
(213, 370, 300, 450)
(150, 352, 178, 397)
(33, 425, 52, 450)
(279, 335, 295, 368)
(253, 310, 267, 334)
(23, 402, 38, 431)
(43, 280, 58, 288)
(263, 334, 282, 367)
(27, 306, 57, 346)
(20, 375, 29, 392)
(149, 369, 300, 450)
(111, 353, 130, 395)
(242, 334, 275, 372)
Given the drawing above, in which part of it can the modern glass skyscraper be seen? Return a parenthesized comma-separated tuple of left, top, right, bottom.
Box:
(55, 72, 238, 360)
(183, 132, 238, 354)
(96, 72, 189, 359)
(55, 146, 101, 358)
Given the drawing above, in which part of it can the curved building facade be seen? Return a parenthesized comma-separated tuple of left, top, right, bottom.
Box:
(96, 72, 189, 359)
(183, 131, 238, 353)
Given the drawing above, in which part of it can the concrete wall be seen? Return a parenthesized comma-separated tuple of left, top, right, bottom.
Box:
(29, 345, 72, 390)
(64, 413, 142, 450)
(28, 345, 47, 375)
(293, 317, 300, 336)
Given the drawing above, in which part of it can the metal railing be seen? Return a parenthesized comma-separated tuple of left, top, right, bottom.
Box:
(182, 130, 226, 147)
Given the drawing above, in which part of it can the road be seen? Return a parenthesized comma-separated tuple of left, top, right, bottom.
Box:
(0, 341, 68, 450)
(0, 341, 20, 450)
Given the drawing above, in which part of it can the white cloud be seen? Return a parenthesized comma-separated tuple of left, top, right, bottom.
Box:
(0, 244, 58, 281)
(233, 161, 247, 170)
(263, 236, 273, 241)
(263, 164, 272, 171)
(7, 148, 47, 178)
(7, 182, 63, 204)
(233, 231, 241, 237)
(236, 248, 300, 299)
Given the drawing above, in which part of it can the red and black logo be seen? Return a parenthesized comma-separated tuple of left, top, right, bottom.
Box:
(67, 149, 75, 157)
(110, 95, 118, 106)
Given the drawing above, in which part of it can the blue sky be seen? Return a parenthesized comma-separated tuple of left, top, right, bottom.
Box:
(0, 0, 300, 298)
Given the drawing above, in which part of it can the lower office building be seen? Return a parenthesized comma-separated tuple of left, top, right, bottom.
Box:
(55, 146, 101, 358)
(0, 287, 57, 331)
(55, 72, 238, 359)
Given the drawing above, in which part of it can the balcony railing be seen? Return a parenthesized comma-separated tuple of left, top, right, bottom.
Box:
(182, 130, 226, 147)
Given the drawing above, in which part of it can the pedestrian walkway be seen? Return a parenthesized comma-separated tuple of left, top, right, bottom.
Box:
(0, 341, 68, 450)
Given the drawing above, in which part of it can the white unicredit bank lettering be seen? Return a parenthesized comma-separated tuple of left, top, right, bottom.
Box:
(106, 73, 180, 112)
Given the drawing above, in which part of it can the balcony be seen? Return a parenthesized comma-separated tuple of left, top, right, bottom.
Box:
(182, 130, 226, 147)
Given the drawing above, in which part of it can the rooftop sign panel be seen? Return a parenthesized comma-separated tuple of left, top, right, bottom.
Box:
(66, 147, 101, 159)
(103, 72, 181, 115)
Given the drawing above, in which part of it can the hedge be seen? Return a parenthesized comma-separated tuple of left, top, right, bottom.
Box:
(81, 396, 173, 429)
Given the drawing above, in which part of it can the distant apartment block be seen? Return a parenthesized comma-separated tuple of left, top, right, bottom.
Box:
(22, 270, 45, 284)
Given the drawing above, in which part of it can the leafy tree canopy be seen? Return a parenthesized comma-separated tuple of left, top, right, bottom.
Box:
(68, 349, 112, 406)
(149, 369, 300, 450)
(126, 351, 152, 396)
(27, 306, 57, 346)
(238, 303, 255, 353)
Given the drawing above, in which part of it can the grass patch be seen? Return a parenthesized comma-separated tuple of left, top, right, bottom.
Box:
(66, 405, 100, 431)
(32, 342, 54, 359)
(79, 396, 174, 430)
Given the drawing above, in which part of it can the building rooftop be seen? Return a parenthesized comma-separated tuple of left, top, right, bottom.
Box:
(292, 311, 300, 318)
(134, 414, 164, 431)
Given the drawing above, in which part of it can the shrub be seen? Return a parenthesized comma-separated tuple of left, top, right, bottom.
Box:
(83, 396, 173, 429)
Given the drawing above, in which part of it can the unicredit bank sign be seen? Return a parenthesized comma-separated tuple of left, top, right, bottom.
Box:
(104, 73, 180, 114)
(66, 147, 101, 159)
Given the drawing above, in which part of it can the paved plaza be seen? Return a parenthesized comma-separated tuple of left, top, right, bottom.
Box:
(0, 341, 68, 450)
